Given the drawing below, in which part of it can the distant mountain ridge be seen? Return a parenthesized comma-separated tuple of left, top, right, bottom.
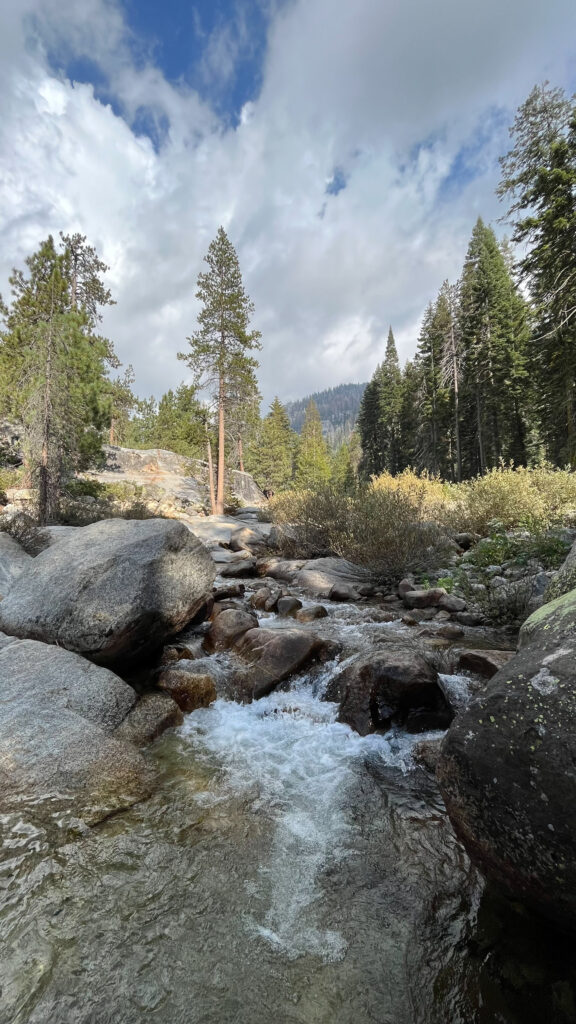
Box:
(285, 382, 367, 448)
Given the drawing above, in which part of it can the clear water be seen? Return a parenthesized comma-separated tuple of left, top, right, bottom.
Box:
(2, 618, 575, 1023)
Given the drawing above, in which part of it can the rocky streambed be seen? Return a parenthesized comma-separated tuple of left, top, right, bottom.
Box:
(1, 514, 576, 1023)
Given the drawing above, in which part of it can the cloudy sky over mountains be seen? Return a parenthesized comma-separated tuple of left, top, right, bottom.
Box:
(1, 0, 575, 405)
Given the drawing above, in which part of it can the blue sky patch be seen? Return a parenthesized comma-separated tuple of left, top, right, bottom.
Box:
(326, 166, 348, 196)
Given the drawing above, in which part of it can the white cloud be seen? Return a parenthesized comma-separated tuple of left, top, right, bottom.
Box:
(0, 0, 575, 407)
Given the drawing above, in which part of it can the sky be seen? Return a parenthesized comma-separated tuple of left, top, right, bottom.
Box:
(0, 0, 575, 409)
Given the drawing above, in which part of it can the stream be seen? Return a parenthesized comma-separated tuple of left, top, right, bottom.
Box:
(2, 595, 576, 1024)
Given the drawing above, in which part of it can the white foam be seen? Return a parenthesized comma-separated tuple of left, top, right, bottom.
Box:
(180, 671, 424, 962)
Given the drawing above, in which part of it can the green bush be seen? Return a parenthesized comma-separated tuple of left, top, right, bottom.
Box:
(270, 484, 453, 584)
(465, 529, 570, 571)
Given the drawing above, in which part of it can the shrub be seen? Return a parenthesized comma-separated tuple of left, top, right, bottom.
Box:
(464, 528, 570, 571)
(456, 568, 534, 627)
(456, 465, 576, 535)
(0, 512, 49, 555)
(0, 466, 23, 503)
(270, 483, 453, 584)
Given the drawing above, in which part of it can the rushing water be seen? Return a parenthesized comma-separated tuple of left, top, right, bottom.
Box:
(2, 608, 576, 1024)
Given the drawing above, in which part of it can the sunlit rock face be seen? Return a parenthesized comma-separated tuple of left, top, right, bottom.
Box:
(438, 587, 576, 930)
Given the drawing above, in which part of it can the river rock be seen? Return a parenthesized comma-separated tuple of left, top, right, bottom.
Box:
(437, 594, 467, 613)
(0, 518, 215, 665)
(324, 649, 451, 736)
(0, 533, 31, 596)
(234, 628, 332, 700)
(206, 607, 258, 649)
(220, 556, 257, 578)
(276, 596, 303, 616)
(295, 604, 329, 622)
(457, 649, 515, 678)
(157, 661, 217, 711)
(437, 587, 576, 929)
(115, 693, 183, 746)
(0, 636, 152, 823)
(412, 737, 443, 773)
(250, 586, 272, 610)
(295, 557, 370, 599)
(403, 588, 447, 609)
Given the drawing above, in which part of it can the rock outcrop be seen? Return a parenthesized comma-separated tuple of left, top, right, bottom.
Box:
(437, 586, 576, 930)
(0, 518, 215, 665)
(0, 635, 152, 823)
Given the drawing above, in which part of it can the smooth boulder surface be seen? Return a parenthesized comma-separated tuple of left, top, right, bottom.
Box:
(324, 649, 450, 736)
(0, 533, 31, 596)
(0, 518, 215, 665)
(234, 627, 333, 700)
(0, 636, 152, 822)
(457, 648, 515, 678)
(115, 692, 183, 746)
(437, 587, 576, 930)
(206, 607, 259, 650)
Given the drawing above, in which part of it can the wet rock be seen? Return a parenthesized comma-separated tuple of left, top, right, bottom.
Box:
(213, 583, 245, 601)
(250, 586, 272, 610)
(433, 610, 451, 622)
(115, 692, 183, 746)
(412, 737, 443, 773)
(220, 557, 257, 578)
(207, 608, 258, 650)
(329, 583, 360, 602)
(234, 628, 331, 700)
(0, 533, 31, 597)
(157, 661, 217, 712)
(438, 588, 576, 929)
(295, 604, 329, 622)
(0, 518, 215, 666)
(324, 649, 451, 736)
(402, 613, 418, 626)
(256, 557, 304, 582)
(457, 649, 515, 678)
(403, 588, 447, 609)
(0, 637, 152, 823)
(276, 596, 303, 616)
(264, 589, 283, 612)
(161, 639, 205, 663)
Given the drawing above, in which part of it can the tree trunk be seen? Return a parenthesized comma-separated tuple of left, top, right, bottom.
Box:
(39, 322, 54, 526)
(238, 436, 244, 474)
(451, 324, 462, 483)
(109, 419, 116, 445)
(216, 376, 225, 515)
(206, 434, 217, 515)
(476, 387, 485, 475)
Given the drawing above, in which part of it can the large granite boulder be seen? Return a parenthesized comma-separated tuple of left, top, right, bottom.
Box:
(0, 635, 152, 823)
(0, 533, 31, 596)
(324, 649, 451, 735)
(0, 518, 215, 665)
(437, 586, 576, 930)
(206, 607, 258, 650)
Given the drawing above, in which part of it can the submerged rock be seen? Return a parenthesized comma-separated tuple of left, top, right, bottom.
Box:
(0, 518, 215, 665)
(438, 586, 576, 930)
(115, 692, 183, 746)
(0, 636, 152, 823)
(324, 649, 451, 736)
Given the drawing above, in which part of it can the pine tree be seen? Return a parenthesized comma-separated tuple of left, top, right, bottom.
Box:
(378, 327, 403, 474)
(0, 236, 116, 522)
(459, 218, 530, 475)
(499, 86, 576, 464)
(357, 370, 383, 477)
(248, 397, 296, 494)
(295, 399, 332, 488)
(178, 227, 261, 513)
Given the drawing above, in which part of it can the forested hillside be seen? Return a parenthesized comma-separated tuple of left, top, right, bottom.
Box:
(285, 383, 366, 447)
